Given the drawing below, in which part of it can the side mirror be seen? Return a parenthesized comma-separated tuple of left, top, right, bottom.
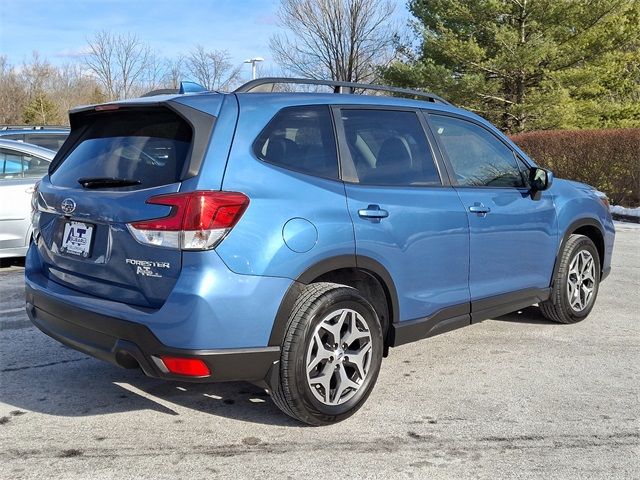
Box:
(530, 167, 553, 191)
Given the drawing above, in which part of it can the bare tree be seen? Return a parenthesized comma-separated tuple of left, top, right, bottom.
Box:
(0, 52, 106, 126)
(51, 63, 103, 115)
(164, 56, 185, 89)
(0, 56, 29, 124)
(270, 0, 398, 82)
(84, 31, 152, 100)
(18, 53, 65, 124)
(185, 45, 242, 91)
(20, 52, 55, 94)
(142, 51, 170, 93)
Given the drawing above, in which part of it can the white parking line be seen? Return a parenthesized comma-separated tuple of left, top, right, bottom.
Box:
(0, 307, 25, 315)
(113, 382, 181, 415)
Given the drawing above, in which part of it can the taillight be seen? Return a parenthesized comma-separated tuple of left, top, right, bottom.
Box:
(31, 180, 41, 241)
(127, 191, 249, 250)
(30, 180, 41, 211)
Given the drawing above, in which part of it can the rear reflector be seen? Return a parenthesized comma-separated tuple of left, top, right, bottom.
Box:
(127, 190, 249, 250)
(159, 356, 211, 377)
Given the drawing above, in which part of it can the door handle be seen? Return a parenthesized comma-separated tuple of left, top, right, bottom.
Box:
(358, 204, 389, 222)
(469, 202, 491, 216)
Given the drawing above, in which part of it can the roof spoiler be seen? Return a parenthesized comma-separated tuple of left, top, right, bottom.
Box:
(142, 81, 209, 98)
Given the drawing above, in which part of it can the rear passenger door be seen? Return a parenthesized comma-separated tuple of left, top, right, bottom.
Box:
(335, 107, 470, 327)
(0, 149, 48, 250)
(426, 113, 557, 307)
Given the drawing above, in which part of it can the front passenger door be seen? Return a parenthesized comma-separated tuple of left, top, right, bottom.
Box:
(427, 113, 557, 305)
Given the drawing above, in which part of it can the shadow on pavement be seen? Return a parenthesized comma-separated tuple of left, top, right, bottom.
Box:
(0, 337, 300, 427)
(0, 257, 25, 269)
(2, 305, 558, 425)
(495, 305, 558, 325)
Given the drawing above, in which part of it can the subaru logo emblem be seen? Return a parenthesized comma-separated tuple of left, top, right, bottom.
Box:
(61, 198, 76, 215)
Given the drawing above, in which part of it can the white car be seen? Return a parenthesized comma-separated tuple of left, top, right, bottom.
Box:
(0, 139, 55, 258)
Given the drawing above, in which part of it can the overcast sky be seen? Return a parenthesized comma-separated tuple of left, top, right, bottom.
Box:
(0, 0, 410, 78)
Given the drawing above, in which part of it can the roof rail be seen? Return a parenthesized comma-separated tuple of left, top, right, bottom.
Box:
(0, 125, 70, 131)
(234, 77, 451, 105)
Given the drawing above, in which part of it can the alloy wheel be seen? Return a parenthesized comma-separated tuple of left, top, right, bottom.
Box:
(566, 250, 596, 312)
(305, 308, 373, 406)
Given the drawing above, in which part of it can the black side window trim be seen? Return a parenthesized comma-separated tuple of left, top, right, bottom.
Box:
(333, 105, 447, 187)
(514, 153, 533, 188)
(424, 111, 528, 190)
(252, 104, 341, 181)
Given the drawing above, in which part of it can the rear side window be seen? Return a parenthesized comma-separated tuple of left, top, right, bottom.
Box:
(1, 134, 25, 142)
(0, 149, 23, 177)
(340, 109, 440, 186)
(50, 108, 192, 189)
(253, 106, 338, 179)
(429, 115, 524, 188)
(25, 134, 68, 151)
(0, 149, 49, 179)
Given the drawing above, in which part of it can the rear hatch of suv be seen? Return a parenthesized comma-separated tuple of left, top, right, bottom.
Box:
(32, 100, 218, 308)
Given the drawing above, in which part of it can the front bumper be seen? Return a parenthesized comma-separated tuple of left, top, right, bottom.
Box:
(25, 284, 280, 383)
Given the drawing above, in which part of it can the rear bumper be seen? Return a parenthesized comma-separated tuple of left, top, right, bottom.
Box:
(0, 246, 28, 259)
(25, 284, 280, 383)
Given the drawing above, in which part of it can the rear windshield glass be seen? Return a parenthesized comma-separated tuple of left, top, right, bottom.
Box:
(50, 108, 192, 189)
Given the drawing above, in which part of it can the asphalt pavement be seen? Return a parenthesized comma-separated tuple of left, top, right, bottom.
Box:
(1, 224, 638, 479)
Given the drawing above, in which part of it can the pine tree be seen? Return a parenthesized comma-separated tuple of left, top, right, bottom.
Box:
(23, 90, 58, 125)
(382, 0, 640, 132)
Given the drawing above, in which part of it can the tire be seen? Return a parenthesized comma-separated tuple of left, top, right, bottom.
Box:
(540, 234, 600, 324)
(271, 282, 384, 425)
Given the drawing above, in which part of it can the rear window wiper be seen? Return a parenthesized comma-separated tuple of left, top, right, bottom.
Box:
(78, 177, 142, 189)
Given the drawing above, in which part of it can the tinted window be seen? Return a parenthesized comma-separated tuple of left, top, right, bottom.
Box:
(430, 115, 524, 188)
(341, 109, 440, 186)
(253, 106, 338, 179)
(1, 134, 25, 142)
(0, 149, 49, 179)
(25, 134, 68, 151)
(0, 149, 23, 178)
(50, 109, 192, 189)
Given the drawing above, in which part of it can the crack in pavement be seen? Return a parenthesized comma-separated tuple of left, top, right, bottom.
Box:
(1, 357, 89, 373)
(1, 430, 638, 461)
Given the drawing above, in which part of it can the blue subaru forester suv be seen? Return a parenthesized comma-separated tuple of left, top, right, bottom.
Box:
(25, 78, 615, 425)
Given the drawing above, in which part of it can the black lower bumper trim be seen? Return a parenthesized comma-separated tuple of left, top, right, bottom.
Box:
(25, 284, 280, 383)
